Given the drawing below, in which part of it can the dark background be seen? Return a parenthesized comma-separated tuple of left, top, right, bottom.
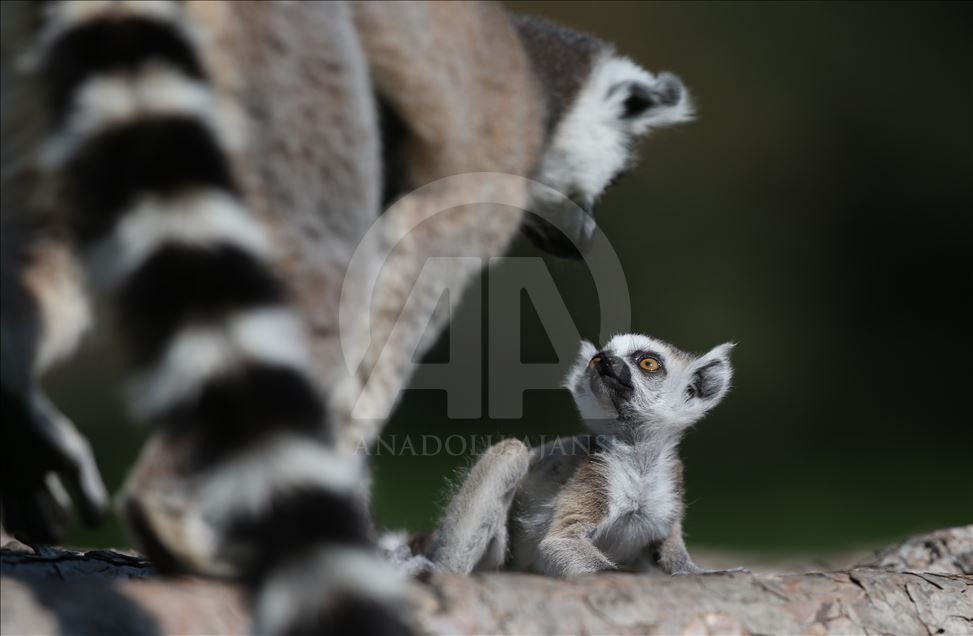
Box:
(50, 1, 971, 555)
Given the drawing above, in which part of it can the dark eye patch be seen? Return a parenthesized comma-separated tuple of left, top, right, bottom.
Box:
(622, 85, 656, 118)
(606, 81, 656, 118)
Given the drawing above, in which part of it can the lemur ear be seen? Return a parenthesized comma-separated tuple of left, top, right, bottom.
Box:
(687, 342, 734, 408)
(616, 72, 693, 129)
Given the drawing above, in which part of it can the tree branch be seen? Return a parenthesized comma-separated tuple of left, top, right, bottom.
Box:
(2, 526, 970, 634)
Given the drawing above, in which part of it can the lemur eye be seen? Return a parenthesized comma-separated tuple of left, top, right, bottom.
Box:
(639, 356, 661, 372)
(588, 355, 602, 369)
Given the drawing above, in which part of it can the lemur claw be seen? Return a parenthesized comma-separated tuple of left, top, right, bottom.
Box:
(693, 566, 751, 575)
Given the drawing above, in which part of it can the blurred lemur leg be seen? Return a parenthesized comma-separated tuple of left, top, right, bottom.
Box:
(429, 439, 530, 573)
(338, 2, 543, 448)
(17, 2, 407, 633)
(0, 226, 108, 542)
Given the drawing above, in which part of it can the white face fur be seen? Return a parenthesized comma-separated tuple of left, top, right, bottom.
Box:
(538, 56, 693, 204)
(524, 55, 693, 257)
(565, 334, 733, 434)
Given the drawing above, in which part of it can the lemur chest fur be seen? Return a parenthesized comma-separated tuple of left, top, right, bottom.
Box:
(511, 436, 680, 569)
(591, 440, 680, 564)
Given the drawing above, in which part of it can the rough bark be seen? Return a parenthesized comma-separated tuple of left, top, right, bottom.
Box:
(2, 526, 971, 635)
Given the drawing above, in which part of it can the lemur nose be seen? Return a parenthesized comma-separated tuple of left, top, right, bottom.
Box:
(653, 71, 684, 108)
(594, 353, 625, 379)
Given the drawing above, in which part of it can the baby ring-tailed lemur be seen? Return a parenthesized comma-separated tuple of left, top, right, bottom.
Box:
(419, 334, 743, 576)
(2, 1, 692, 632)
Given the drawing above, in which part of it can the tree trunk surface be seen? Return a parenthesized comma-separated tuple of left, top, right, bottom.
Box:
(1, 526, 970, 635)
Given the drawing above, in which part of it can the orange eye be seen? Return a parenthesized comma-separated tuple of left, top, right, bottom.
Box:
(639, 357, 660, 372)
(588, 355, 602, 369)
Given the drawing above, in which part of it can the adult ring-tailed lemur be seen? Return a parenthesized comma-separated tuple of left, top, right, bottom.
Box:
(1, 1, 693, 633)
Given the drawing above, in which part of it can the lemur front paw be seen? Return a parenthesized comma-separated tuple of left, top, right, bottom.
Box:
(538, 537, 616, 576)
(1, 390, 109, 544)
(560, 562, 614, 576)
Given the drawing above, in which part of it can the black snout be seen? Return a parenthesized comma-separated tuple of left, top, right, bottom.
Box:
(595, 354, 633, 390)
(622, 72, 684, 119)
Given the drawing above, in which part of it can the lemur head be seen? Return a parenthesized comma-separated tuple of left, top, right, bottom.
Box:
(565, 334, 733, 435)
(514, 15, 694, 259)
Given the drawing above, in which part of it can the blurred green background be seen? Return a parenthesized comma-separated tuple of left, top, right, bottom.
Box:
(47, 1, 971, 555)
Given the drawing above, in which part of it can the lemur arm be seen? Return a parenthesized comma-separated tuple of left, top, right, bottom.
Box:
(537, 463, 615, 576)
(647, 518, 750, 575)
(428, 439, 530, 573)
(1, 229, 108, 543)
(651, 461, 702, 575)
(539, 528, 616, 576)
(636, 459, 711, 574)
(645, 462, 749, 576)
(652, 518, 703, 575)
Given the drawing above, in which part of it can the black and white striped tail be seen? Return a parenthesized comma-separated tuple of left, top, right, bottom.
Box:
(34, 2, 409, 633)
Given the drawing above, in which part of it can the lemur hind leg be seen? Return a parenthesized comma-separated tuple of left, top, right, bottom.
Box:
(428, 439, 530, 573)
